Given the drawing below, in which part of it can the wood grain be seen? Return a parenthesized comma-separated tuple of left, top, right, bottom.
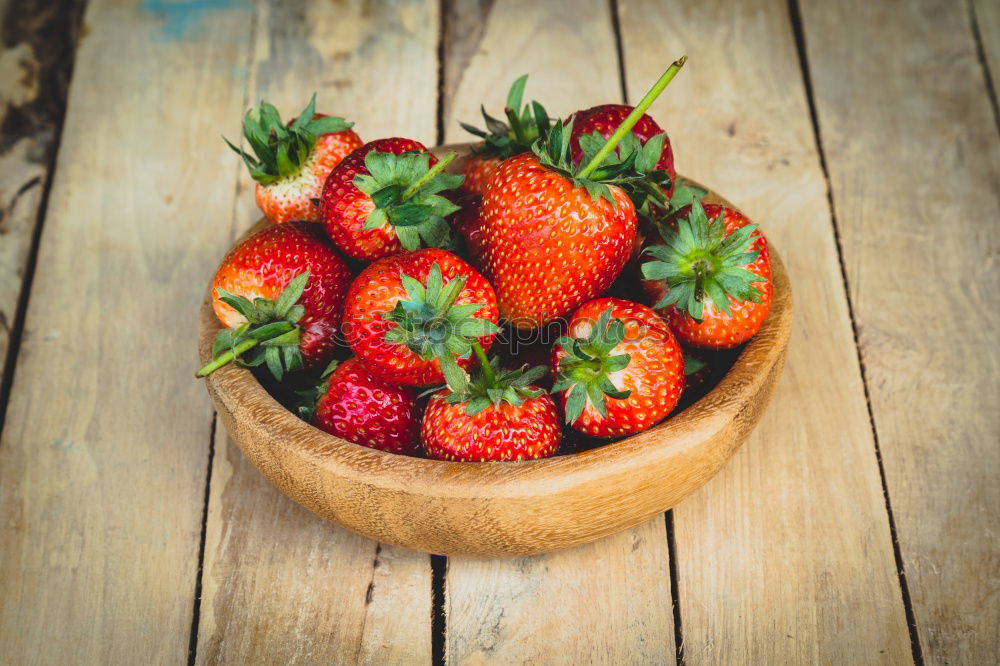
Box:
(0, 0, 83, 398)
(442, 0, 621, 143)
(799, 0, 1000, 662)
(617, 0, 913, 661)
(197, 431, 432, 664)
(446, 525, 676, 664)
(194, 1, 439, 662)
(0, 0, 253, 662)
(440, 0, 676, 659)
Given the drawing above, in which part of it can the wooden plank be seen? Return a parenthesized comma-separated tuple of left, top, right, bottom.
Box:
(973, 0, 1000, 93)
(617, 0, 913, 662)
(442, 1, 676, 662)
(799, 0, 1000, 662)
(0, 0, 84, 399)
(194, 1, 439, 662)
(0, 0, 253, 662)
(197, 432, 432, 664)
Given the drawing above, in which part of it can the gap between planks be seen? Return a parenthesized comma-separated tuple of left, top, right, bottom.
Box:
(968, 0, 1000, 137)
(187, 416, 217, 666)
(786, 0, 924, 662)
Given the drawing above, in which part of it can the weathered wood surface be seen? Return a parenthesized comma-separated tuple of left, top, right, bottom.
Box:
(0, 0, 253, 662)
(800, 0, 1000, 662)
(194, 0, 439, 663)
(442, 0, 676, 661)
(0, 0, 997, 662)
(0, 0, 84, 400)
(617, 0, 912, 662)
(197, 432, 433, 664)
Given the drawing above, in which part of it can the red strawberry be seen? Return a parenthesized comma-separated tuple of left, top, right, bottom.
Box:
(460, 155, 503, 197)
(552, 298, 684, 438)
(480, 150, 636, 329)
(226, 95, 362, 224)
(320, 138, 463, 261)
(421, 344, 560, 462)
(342, 248, 499, 388)
(569, 103, 676, 200)
(641, 201, 772, 350)
(309, 358, 420, 455)
(198, 222, 353, 379)
(480, 59, 687, 330)
(458, 75, 552, 195)
(448, 195, 487, 270)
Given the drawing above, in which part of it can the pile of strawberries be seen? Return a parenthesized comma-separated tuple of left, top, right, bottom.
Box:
(197, 58, 774, 462)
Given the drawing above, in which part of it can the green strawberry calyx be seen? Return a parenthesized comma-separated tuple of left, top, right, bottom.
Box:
(460, 74, 552, 160)
(552, 306, 633, 424)
(532, 56, 687, 210)
(440, 341, 548, 417)
(381, 262, 500, 389)
(353, 151, 464, 252)
(683, 353, 707, 376)
(666, 178, 708, 215)
(196, 271, 311, 381)
(641, 200, 767, 322)
(535, 119, 672, 210)
(225, 94, 353, 185)
(636, 177, 710, 240)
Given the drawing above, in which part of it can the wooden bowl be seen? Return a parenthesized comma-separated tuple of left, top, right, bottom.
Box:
(198, 146, 793, 557)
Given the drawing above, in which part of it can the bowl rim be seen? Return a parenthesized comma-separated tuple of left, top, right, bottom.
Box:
(199, 175, 793, 502)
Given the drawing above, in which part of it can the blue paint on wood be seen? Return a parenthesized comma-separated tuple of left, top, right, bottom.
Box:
(142, 0, 246, 40)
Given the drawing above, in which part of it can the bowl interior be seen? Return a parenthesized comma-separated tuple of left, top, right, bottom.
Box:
(199, 156, 793, 501)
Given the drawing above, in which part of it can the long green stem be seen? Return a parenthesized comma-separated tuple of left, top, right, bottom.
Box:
(437, 276, 467, 313)
(401, 152, 457, 200)
(577, 56, 687, 180)
(195, 338, 259, 377)
(472, 341, 495, 385)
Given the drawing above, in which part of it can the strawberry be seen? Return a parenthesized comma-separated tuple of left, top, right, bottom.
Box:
(198, 222, 353, 379)
(448, 194, 487, 271)
(422, 343, 560, 462)
(481, 147, 635, 329)
(641, 201, 772, 349)
(480, 64, 686, 330)
(226, 95, 362, 224)
(342, 248, 499, 388)
(552, 298, 684, 438)
(461, 155, 503, 198)
(320, 138, 463, 261)
(458, 75, 552, 195)
(569, 103, 676, 200)
(304, 358, 420, 455)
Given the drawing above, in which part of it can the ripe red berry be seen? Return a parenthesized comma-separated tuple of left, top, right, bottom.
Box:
(342, 248, 499, 387)
(421, 344, 559, 462)
(312, 358, 420, 455)
(569, 103, 676, 200)
(199, 222, 353, 379)
(641, 202, 772, 349)
(320, 138, 463, 261)
(481, 152, 636, 329)
(226, 95, 361, 224)
(552, 298, 684, 438)
(422, 391, 561, 462)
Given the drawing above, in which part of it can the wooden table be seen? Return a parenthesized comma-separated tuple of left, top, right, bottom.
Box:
(1, 0, 996, 663)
